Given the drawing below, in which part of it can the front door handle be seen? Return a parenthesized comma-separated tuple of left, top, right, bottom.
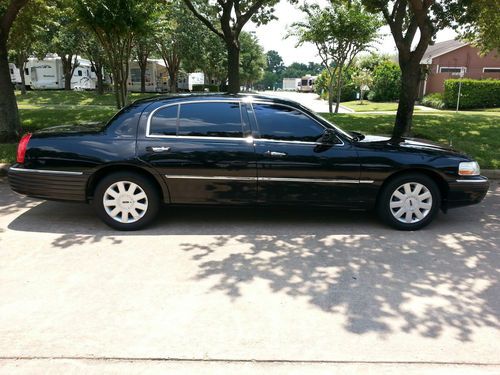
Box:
(265, 150, 287, 157)
(146, 146, 171, 153)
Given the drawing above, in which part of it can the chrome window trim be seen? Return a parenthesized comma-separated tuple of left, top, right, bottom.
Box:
(165, 174, 373, 184)
(146, 99, 243, 139)
(9, 167, 83, 176)
(249, 101, 345, 147)
(455, 179, 489, 183)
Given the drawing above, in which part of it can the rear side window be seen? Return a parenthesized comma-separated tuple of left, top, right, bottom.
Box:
(253, 103, 324, 142)
(178, 102, 243, 138)
(150, 105, 178, 136)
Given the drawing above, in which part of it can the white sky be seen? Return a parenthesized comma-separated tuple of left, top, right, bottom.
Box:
(247, 0, 457, 65)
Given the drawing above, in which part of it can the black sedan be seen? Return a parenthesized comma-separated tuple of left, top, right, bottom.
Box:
(8, 94, 489, 230)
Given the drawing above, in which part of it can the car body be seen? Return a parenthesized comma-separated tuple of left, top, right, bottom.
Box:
(8, 94, 489, 230)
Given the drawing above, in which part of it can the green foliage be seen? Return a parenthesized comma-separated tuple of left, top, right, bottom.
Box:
(239, 31, 266, 88)
(266, 50, 285, 74)
(282, 62, 322, 78)
(368, 61, 401, 102)
(444, 79, 500, 109)
(191, 84, 219, 92)
(315, 68, 357, 101)
(421, 93, 446, 110)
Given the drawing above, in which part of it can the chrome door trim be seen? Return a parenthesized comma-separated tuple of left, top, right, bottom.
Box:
(165, 174, 373, 184)
(9, 167, 83, 176)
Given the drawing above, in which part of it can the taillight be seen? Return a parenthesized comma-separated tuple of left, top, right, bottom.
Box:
(17, 133, 32, 164)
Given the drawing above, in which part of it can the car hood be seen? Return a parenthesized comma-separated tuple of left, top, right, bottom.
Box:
(31, 123, 105, 138)
(358, 134, 461, 154)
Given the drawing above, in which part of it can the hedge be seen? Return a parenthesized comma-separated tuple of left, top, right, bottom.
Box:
(444, 79, 500, 109)
(191, 84, 219, 92)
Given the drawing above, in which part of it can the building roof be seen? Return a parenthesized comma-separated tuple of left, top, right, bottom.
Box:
(420, 39, 469, 65)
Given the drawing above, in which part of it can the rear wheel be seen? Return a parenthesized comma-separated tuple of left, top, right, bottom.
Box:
(93, 172, 160, 230)
(377, 173, 441, 230)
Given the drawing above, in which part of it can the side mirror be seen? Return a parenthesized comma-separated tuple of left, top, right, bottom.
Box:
(320, 129, 340, 144)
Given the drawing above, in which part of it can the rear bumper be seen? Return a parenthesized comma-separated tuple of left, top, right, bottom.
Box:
(446, 176, 490, 209)
(8, 165, 88, 202)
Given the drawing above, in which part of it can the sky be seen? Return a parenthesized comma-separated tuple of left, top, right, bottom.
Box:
(247, 0, 458, 66)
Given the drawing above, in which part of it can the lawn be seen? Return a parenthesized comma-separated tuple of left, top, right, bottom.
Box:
(321, 111, 500, 169)
(341, 100, 422, 112)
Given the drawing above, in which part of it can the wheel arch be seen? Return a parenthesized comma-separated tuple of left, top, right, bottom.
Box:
(376, 168, 449, 210)
(86, 164, 170, 203)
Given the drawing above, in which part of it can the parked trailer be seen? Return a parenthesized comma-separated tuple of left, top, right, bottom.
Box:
(9, 63, 22, 85)
(128, 59, 169, 93)
(298, 74, 317, 93)
(26, 55, 97, 90)
(282, 78, 300, 91)
(178, 72, 205, 91)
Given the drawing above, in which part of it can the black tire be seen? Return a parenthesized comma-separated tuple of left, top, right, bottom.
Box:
(377, 173, 441, 231)
(92, 172, 160, 230)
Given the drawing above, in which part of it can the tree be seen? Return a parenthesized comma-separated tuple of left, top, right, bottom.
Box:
(368, 61, 401, 102)
(352, 69, 373, 104)
(182, 0, 279, 93)
(133, 34, 156, 93)
(0, 0, 29, 142)
(282, 62, 322, 78)
(8, 0, 47, 94)
(81, 34, 106, 95)
(266, 50, 284, 74)
(459, 0, 500, 54)
(77, 0, 151, 108)
(291, 1, 381, 113)
(361, 0, 481, 138)
(239, 31, 266, 90)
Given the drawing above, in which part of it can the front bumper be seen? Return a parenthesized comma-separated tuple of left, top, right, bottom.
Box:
(446, 176, 490, 209)
(8, 165, 88, 202)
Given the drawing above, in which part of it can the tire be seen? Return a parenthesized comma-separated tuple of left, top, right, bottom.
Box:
(377, 173, 441, 231)
(92, 172, 160, 230)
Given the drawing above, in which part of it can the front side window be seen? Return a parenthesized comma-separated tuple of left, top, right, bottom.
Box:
(253, 103, 324, 142)
(150, 105, 178, 136)
(178, 102, 243, 138)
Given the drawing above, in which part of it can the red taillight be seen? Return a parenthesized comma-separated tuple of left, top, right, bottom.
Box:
(17, 133, 32, 164)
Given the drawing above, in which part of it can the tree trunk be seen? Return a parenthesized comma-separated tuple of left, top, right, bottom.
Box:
(140, 66, 146, 93)
(95, 65, 104, 95)
(168, 69, 177, 93)
(0, 37, 21, 142)
(393, 61, 420, 139)
(334, 66, 343, 114)
(16, 54, 27, 95)
(226, 40, 240, 94)
(327, 76, 334, 113)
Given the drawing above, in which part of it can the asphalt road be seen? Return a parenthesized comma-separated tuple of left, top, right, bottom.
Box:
(256, 90, 352, 113)
(0, 178, 499, 374)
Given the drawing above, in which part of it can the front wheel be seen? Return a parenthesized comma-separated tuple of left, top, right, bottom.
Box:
(377, 173, 441, 230)
(93, 172, 160, 230)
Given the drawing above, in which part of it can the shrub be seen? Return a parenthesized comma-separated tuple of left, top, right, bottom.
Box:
(421, 93, 446, 109)
(368, 61, 401, 102)
(444, 79, 500, 109)
(191, 84, 219, 92)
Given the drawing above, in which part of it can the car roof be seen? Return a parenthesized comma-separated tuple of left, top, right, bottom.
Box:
(132, 93, 301, 107)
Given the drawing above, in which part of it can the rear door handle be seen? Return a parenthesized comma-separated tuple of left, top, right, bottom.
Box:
(146, 146, 171, 153)
(265, 150, 287, 157)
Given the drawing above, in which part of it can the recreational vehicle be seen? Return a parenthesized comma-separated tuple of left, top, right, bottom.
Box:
(26, 55, 97, 90)
(9, 63, 21, 85)
(178, 72, 205, 91)
(128, 59, 168, 92)
(298, 75, 317, 93)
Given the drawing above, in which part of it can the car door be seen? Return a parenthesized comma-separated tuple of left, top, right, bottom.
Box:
(250, 102, 360, 206)
(137, 100, 257, 204)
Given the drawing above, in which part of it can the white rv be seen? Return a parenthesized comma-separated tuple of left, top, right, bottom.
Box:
(26, 55, 97, 90)
(298, 75, 317, 93)
(282, 78, 300, 91)
(9, 63, 22, 85)
(178, 72, 205, 91)
(128, 59, 168, 92)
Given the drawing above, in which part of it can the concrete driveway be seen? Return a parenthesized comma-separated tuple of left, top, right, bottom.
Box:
(256, 90, 352, 113)
(0, 178, 499, 374)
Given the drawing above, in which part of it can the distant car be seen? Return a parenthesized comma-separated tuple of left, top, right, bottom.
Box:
(9, 94, 489, 230)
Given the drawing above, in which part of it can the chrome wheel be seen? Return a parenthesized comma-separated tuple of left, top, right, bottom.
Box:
(389, 182, 433, 224)
(103, 181, 148, 223)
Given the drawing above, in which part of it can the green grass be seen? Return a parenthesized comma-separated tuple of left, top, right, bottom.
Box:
(341, 100, 422, 112)
(321, 111, 500, 169)
(15, 90, 162, 107)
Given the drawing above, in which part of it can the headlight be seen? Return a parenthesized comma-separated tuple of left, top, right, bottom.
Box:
(458, 161, 480, 176)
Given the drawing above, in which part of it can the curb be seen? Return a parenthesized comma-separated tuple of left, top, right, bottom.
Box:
(1, 162, 498, 180)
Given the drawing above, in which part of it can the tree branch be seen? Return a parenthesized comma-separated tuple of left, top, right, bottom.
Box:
(182, 0, 224, 39)
(0, 0, 29, 37)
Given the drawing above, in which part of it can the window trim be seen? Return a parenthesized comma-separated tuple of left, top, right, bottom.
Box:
(146, 100, 246, 140)
(250, 101, 344, 146)
(439, 66, 467, 74)
(483, 67, 500, 73)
